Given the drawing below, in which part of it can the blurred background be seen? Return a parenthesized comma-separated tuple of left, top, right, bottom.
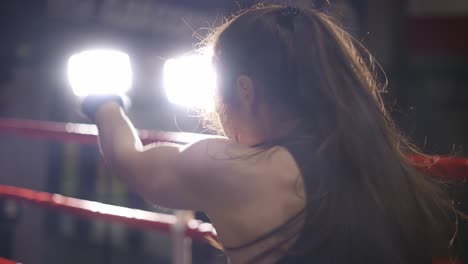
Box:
(0, 0, 467, 263)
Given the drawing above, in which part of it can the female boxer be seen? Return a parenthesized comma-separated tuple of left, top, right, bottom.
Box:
(84, 5, 457, 264)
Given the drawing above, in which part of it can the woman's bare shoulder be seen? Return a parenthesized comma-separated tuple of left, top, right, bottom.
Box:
(179, 137, 303, 201)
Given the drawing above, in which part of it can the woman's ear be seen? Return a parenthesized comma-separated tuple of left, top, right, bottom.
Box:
(235, 75, 255, 110)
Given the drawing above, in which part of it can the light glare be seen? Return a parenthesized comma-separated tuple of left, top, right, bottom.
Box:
(163, 52, 216, 109)
(67, 49, 132, 96)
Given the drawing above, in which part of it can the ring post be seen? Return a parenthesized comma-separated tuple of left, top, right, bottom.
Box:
(171, 210, 193, 264)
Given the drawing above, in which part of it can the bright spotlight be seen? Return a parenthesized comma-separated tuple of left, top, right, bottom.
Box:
(163, 50, 216, 109)
(67, 49, 133, 97)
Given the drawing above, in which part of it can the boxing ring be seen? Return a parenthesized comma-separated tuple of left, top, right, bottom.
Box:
(0, 118, 466, 264)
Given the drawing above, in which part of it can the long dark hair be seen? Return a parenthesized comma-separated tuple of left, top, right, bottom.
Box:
(205, 4, 457, 263)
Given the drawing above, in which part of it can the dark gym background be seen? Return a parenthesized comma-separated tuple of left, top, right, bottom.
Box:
(0, 0, 467, 263)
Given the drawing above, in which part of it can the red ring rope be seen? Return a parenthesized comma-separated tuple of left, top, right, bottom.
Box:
(0, 118, 466, 179)
(0, 118, 211, 145)
(0, 184, 217, 243)
(0, 184, 461, 264)
(0, 258, 19, 264)
(408, 154, 468, 179)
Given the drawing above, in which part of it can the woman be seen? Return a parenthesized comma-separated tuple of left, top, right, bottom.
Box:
(84, 5, 457, 264)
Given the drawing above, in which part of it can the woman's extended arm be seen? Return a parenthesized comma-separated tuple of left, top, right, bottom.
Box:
(93, 102, 259, 211)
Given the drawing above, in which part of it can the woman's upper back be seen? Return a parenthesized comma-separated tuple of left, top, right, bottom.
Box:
(204, 141, 307, 264)
(192, 134, 442, 264)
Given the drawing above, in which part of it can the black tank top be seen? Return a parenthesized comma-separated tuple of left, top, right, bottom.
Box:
(223, 134, 315, 263)
(224, 132, 433, 264)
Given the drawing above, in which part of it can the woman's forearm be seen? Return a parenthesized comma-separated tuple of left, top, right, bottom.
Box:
(94, 101, 143, 166)
(92, 101, 185, 203)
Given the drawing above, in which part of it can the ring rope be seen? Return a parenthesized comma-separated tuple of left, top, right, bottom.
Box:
(0, 258, 19, 264)
(0, 184, 217, 243)
(407, 154, 468, 180)
(0, 118, 211, 145)
(0, 118, 467, 179)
